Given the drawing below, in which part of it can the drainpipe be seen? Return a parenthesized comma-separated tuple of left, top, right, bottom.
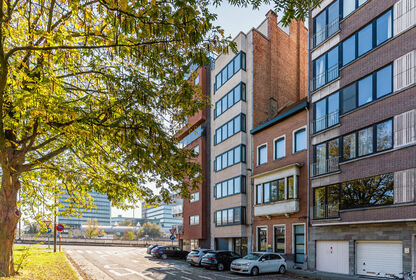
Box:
(306, 14, 311, 271)
(250, 33, 255, 254)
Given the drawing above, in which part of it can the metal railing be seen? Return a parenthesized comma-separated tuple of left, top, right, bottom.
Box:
(313, 17, 340, 48)
(311, 64, 340, 91)
(311, 156, 340, 177)
(313, 110, 340, 133)
(312, 205, 339, 220)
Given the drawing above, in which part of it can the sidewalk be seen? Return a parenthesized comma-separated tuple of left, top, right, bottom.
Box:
(288, 267, 374, 280)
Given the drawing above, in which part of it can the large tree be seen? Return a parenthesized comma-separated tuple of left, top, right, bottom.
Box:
(0, 0, 316, 276)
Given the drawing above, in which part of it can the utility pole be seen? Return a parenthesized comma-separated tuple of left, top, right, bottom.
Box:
(53, 186, 57, 252)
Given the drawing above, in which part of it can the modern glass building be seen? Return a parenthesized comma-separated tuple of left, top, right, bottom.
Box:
(58, 191, 111, 228)
(145, 204, 183, 233)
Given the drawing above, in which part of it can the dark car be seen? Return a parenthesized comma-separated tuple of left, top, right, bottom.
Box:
(147, 244, 158, 254)
(152, 246, 189, 260)
(201, 251, 241, 271)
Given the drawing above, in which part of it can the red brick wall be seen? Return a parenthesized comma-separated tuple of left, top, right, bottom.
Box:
(253, 12, 308, 128)
(252, 110, 308, 255)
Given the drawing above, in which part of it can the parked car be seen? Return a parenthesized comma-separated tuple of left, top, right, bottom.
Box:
(186, 249, 211, 266)
(152, 246, 189, 260)
(150, 246, 162, 257)
(147, 244, 158, 254)
(230, 252, 287, 276)
(200, 250, 241, 271)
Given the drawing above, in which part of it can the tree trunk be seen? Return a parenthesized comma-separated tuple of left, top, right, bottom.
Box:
(0, 172, 21, 277)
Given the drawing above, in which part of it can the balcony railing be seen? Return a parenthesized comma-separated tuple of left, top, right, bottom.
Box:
(254, 199, 299, 217)
(311, 156, 340, 177)
(313, 205, 339, 220)
(311, 64, 340, 91)
(313, 110, 340, 133)
(313, 17, 340, 48)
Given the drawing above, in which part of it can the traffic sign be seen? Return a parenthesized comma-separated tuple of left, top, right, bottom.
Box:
(169, 235, 175, 241)
(56, 224, 64, 231)
(169, 228, 176, 235)
(43, 220, 52, 227)
(47, 228, 52, 234)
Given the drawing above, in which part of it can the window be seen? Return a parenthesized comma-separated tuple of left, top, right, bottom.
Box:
(215, 207, 245, 226)
(358, 75, 373, 106)
(190, 192, 199, 203)
(376, 10, 392, 45)
(294, 225, 305, 263)
(294, 128, 306, 152)
(179, 125, 203, 148)
(263, 182, 270, 203)
(342, 83, 357, 114)
(313, 185, 340, 219)
(256, 184, 262, 204)
(214, 83, 246, 118)
(358, 126, 373, 156)
(313, 0, 340, 47)
(342, 35, 356, 66)
(313, 92, 340, 133)
(214, 145, 246, 172)
(257, 227, 267, 252)
(343, 133, 356, 160)
(314, 54, 327, 89)
(287, 176, 294, 199)
(194, 75, 199, 85)
(274, 226, 285, 253)
(376, 119, 393, 151)
(358, 24, 373, 56)
(214, 52, 246, 92)
(190, 215, 199, 225)
(256, 176, 297, 204)
(376, 64, 392, 98)
(274, 137, 285, 159)
(343, 0, 356, 17)
(313, 138, 340, 176)
(258, 144, 267, 165)
(214, 114, 246, 145)
(341, 173, 394, 209)
(193, 145, 199, 155)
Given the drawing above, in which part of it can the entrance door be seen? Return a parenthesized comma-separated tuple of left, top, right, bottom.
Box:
(294, 225, 305, 263)
(356, 241, 402, 278)
(257, 227, 267, 252)
(316, 241, 349, 274)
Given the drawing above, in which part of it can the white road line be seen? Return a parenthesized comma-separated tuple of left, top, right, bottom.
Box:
(164, 271, 177, 276)
(198, 276, 212, 280)
(182, 270, 192, 274)
(77, 250, 83, 253)
(86, 250, 93, 254)
(95, 250, 103, 254)
(66, 250, 73, 254)
(131, 260, 139, 263)
(182, 277, 193, 280)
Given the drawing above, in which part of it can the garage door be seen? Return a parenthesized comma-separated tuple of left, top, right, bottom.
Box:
(356, 241, 402, 278)
(316, 241, 349, 274)
(216, 238, 229, 250)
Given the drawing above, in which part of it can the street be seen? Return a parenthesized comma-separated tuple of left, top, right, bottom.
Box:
(64, 245, 308, 280)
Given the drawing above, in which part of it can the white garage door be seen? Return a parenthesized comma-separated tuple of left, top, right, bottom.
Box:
(356, 241, 403, 278)
(316, 241, 349, 274)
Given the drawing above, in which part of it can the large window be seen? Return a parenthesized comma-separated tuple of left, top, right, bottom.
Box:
(313, 46, 339, 90)
(258, 144, 267, 166)
(179, 125, 203, 148)
(358, 24, 373, 56)
(313, 92, 340, 133)
(215, 145, 246, 172)
(376, 10, 392, 45)
(256, 176, 297, 205)
(274, 226, 285, 253)
(215, 52, 246, 92)
(215, 207, 245, 226)
(341, 64, 393, 114)
(294, 128, 307, 152)
(214, 114, 246, 145)
(358, 126, 373, 156)
(215, 176, 246, 199)
(313, 138, 340, 176)
(190, 192, 199, 203)
(274, 137, 286, 159)
(342, 35, 356, 66)
(214, 83, 246, 118)
(313, 0, 340, 47)
(257, 227, 267, 252)
(376, 120, 393, 151)
(313, 185, 340, 219)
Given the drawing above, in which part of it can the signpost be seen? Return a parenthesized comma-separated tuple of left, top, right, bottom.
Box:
(56, 224, 64, 252)
(169, 235, 175, 241)
(169, 228, 176, 244)
(43, 220, 52, 249)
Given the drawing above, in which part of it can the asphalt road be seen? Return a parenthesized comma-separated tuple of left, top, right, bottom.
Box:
(64, 245, 309, 280)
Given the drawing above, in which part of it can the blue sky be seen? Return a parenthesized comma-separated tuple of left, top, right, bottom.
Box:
(111, 3, 278, 218)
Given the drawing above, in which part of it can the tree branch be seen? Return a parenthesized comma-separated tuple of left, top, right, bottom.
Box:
(20, 145, 69, 172)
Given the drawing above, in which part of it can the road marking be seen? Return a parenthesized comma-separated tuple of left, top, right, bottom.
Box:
(95, 250, 103, 254)
(182, 270, 192, 274)
(182, 277, 193, 280)
(198, 276, 212, 280)
(104, 264, 141, 277)
(66, 250, 73, 254)
(131, 260, 139, 263)
(77, 250, 83, 253)
(86, 250, 93, 254)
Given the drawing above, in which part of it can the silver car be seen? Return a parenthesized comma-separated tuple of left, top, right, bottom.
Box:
(186, 249, 211, 266)
(230, 252, 287, 276)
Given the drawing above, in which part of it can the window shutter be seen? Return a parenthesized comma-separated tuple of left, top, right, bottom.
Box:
(394, 50, 415, 91)
(394, 109, 416, 147)
(394, 168, 416, 203)
(394, 0, 416, 35)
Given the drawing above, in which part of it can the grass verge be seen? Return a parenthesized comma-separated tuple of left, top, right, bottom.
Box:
(4, 245, 78, 280)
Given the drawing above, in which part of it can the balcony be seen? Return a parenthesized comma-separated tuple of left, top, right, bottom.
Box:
(311, 157, 340, 177)
(254, 199, 299, 217)
(313, 17, 340, 48)
(313, 110, 339, 133)
(310, 64, 339, 92)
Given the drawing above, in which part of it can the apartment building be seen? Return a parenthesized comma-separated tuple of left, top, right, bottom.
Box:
(176, 64, 211, 251)
(251, 99, 308, 267)
(210, 11, 308, 257)
(308, 0, 416, 277)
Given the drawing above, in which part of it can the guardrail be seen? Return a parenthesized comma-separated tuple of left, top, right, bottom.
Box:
(15, 236, 178, 247)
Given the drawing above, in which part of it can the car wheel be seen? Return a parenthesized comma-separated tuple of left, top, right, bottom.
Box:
(217, 263, 225, 271)
(251, 266, 259, 276)
(278, 265, 286, 274)
(162, 254, 167, 260)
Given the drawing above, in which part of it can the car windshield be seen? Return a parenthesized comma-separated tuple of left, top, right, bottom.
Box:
(190, 250, 199, 254)
(242, 253, 262, 260)
(204, 253, 215, 258)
